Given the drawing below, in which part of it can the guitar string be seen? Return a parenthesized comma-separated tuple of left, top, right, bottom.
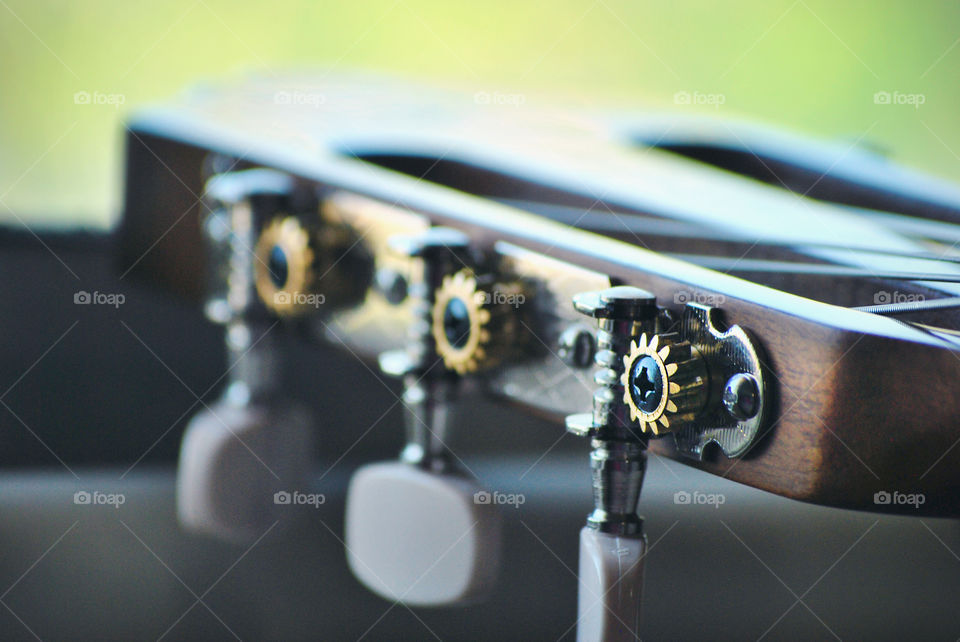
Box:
(852, 297, 960, 314)
(498, 199, 960, 332)
(497, 198, 960, 264)
(667, 256, 960, 283)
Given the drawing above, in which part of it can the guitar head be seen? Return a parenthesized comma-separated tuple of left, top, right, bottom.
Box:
(121, 74, 960, 514)
(120, 73, 960, 637)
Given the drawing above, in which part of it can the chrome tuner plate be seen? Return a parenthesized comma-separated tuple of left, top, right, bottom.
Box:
(672, 303, 768, 460)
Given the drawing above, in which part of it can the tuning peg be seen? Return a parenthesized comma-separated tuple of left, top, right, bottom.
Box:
(345, 377, 503, 605)
(176, 397, 312, 543)
(345, 461, 502, 606)
(577, 524, 645, 641)
(566, 286, 659, 441)
(178, 171, 324, 543)
(345, 228, 504, 605)
(176, 314, 316, 542)
(566, 286, 661, 641)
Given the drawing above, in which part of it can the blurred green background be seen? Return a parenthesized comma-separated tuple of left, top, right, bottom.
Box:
(1, 0, 958, 228)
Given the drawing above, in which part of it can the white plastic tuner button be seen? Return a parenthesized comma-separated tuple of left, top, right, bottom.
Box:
(176, 400, 312, 543)
(577, 526, 645, 642)
(345, 461, 502, 606)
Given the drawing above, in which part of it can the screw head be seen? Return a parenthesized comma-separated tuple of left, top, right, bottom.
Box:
(558, 326, 596, 368)
(723, 373, 760, 420)
(442, 297, 472, 349)
(267, 244, 289, 289)
(629, 355, 664, 414)
(375, 268, 408, 304)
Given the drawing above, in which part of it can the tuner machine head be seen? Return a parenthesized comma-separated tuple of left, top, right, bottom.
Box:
(431, 269, 522, 375)
(253, 212, 372, 318)
(568, 286, 767, 458)
(254, 216, 317, 316)
(620, 332, 707, 435)
(345, 461, 502, 607)
(176, 399, 313, 544)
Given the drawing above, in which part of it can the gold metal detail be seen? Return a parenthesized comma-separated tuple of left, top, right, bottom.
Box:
(254, 216, 316, 316)
(620, 333, 706, 435)
(431, 270, 492, 374)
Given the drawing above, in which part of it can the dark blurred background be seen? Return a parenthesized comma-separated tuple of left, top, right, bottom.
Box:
(2, 2, 960, 641)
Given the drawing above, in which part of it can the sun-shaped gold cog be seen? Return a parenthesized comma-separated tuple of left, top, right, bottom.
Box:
(431, 270, 492, 374)
(620, 333, 684, 435)
(254, 216, 316, 316)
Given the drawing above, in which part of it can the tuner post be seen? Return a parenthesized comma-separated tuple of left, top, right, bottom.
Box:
(566, 287, 768, 640)
(379, 226, 473, 470)
(568, 285, 660, 533)
(345, 227, 503, 607)
(567, 285, 659, 642)
(177, 169, 315, 544)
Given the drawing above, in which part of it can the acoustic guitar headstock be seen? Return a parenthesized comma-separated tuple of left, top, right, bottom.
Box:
(120, 75, 960, 640)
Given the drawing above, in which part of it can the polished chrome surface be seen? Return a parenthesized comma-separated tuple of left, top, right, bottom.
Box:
(487, 242, 609, 418)
(586, 439, 646, 535)
(672, 303, 768, 459)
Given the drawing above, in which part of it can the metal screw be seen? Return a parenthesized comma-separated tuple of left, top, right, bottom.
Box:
(558, 326, 596, 369)
(375, 268, 408, 304)
(723, 373, 760, 420)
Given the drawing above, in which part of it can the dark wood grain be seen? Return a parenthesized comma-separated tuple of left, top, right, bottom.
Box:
(119, 82, 960, 516)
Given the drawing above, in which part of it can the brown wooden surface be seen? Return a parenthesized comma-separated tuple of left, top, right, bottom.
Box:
(120, 80, 960, 515)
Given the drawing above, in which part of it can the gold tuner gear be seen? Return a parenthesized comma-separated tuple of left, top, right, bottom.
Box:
(620, 332, 707, 435)
(254, 216, 318, 316)
(431, 269, 521, 375)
